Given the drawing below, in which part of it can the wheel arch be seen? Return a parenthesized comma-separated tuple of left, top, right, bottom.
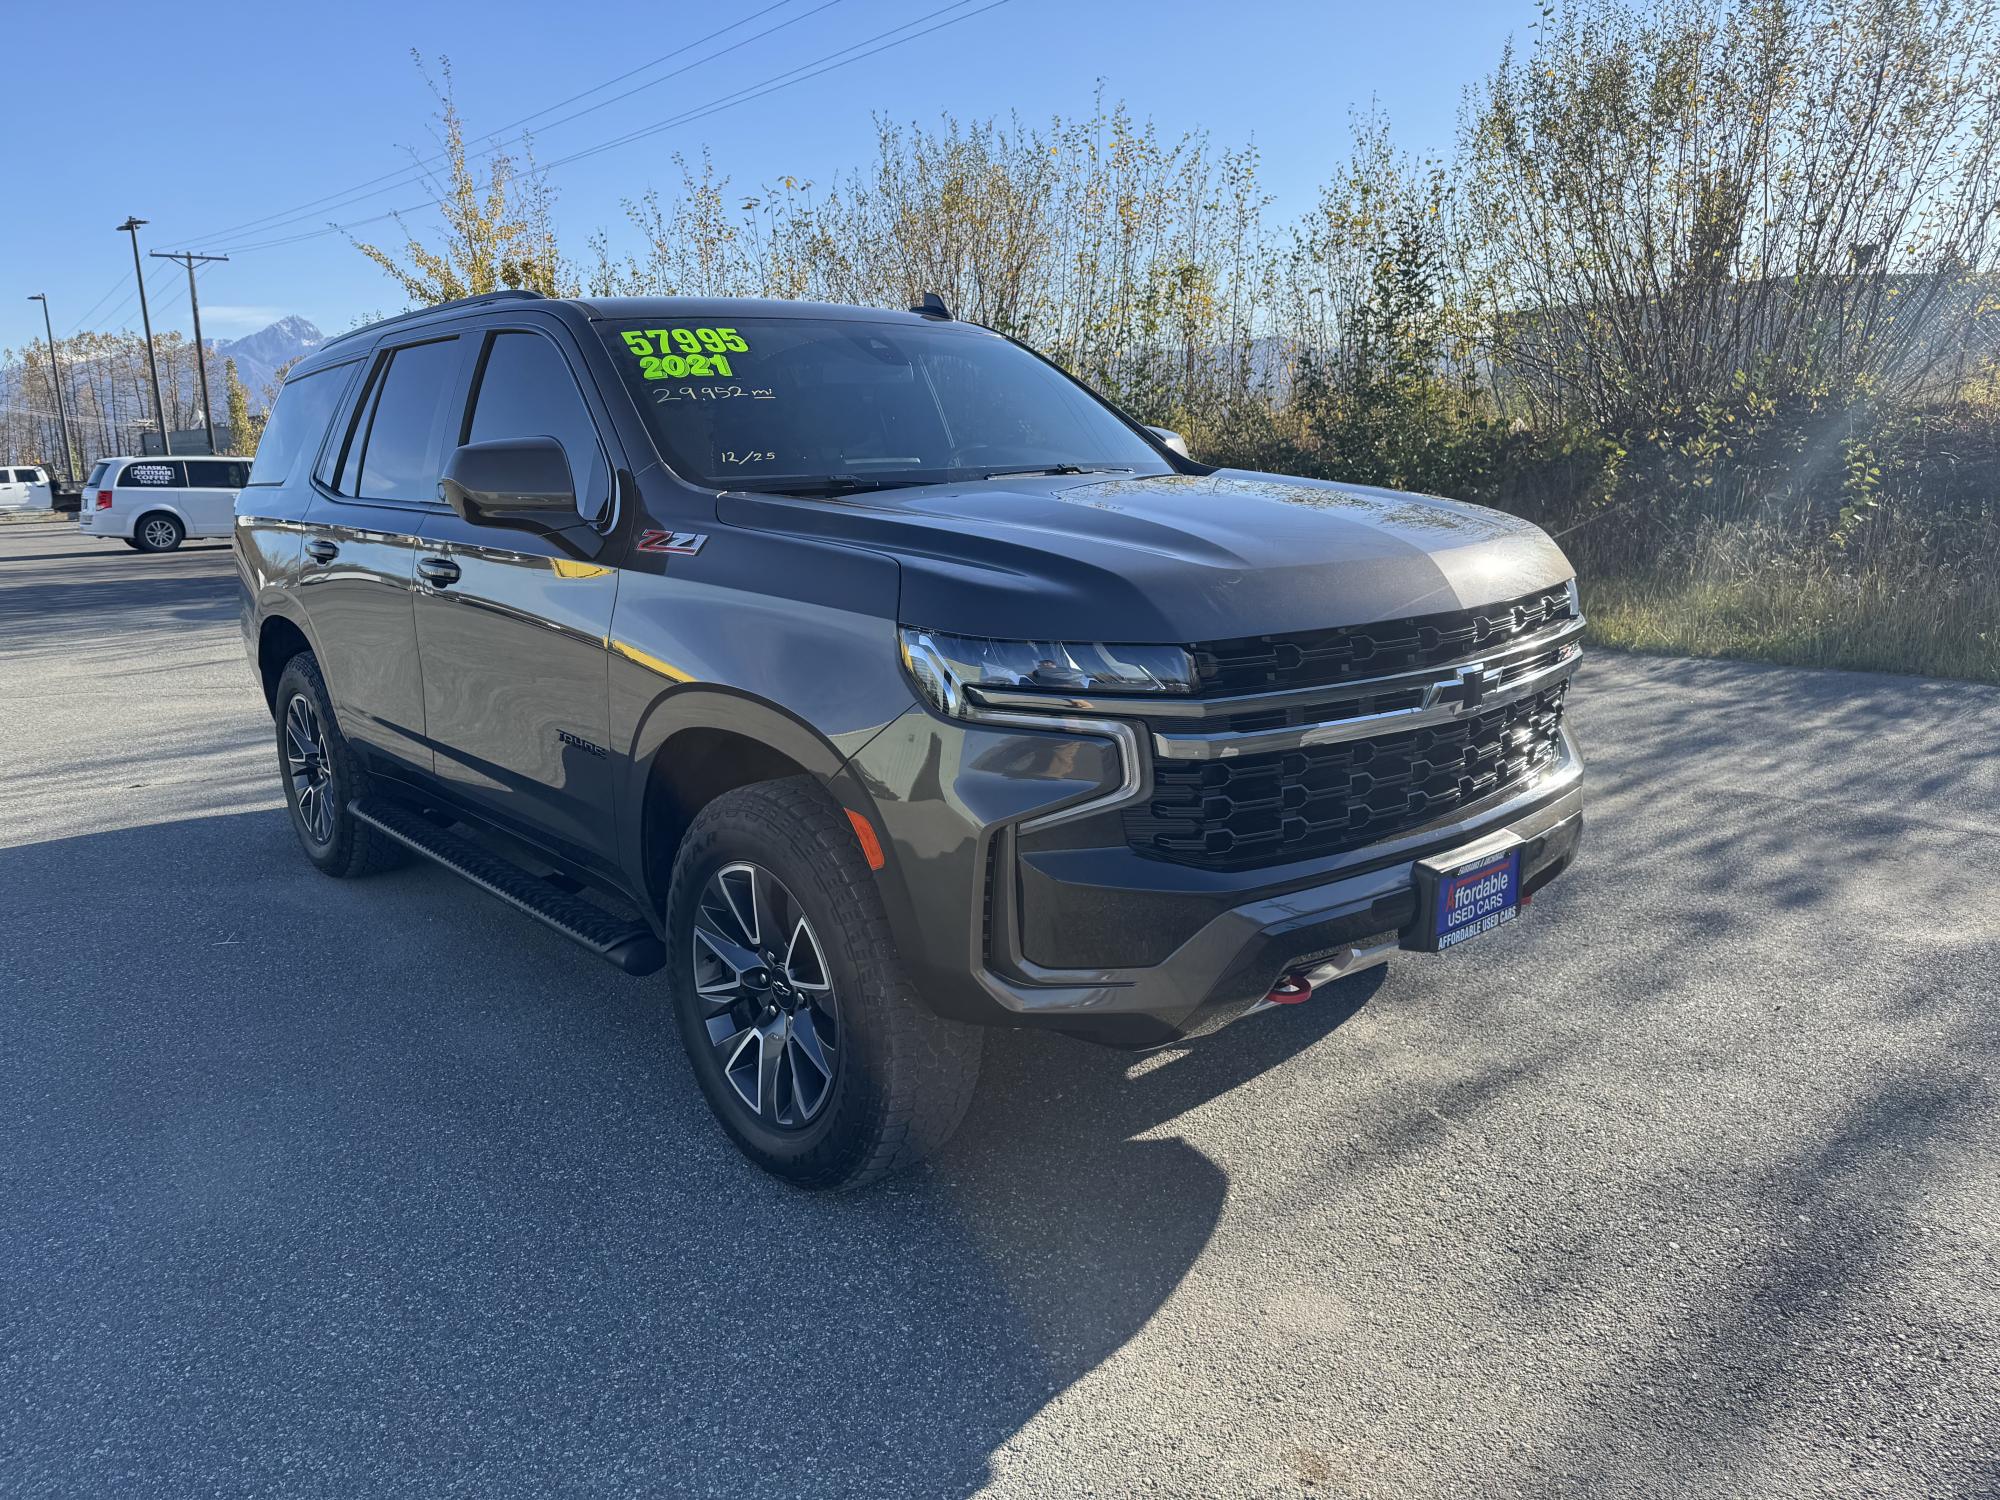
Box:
(627, 686, 862, 921)
(131, 503, 190, 542)
(256, 610, 318, 714)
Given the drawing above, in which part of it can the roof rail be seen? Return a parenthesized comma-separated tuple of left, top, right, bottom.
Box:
(322, 288, 547, 349)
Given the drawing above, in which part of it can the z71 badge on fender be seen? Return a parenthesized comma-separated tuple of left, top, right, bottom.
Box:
(638, 530, 707, 556)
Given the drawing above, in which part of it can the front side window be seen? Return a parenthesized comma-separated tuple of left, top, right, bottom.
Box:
(355, 339, 462, 503)
(14, 469, 42, 483)
(464, 332, 611, 519)
(599, 316, 1166, 494)
(247, 362, 355, 487)
(119, 461, 184, 488)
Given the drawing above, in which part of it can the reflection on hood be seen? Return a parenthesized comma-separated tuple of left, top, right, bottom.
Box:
(721, 467, 1574, 643)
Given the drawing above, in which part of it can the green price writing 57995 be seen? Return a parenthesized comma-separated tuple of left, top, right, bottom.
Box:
(621, 327, 749, 357)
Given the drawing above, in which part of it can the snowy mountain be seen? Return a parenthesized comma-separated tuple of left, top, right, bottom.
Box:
(212, 316, 324, 396)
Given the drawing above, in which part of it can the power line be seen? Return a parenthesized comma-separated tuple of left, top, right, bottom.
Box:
(62, 278, 128, 339)
(40, 0, 1008, 349)
(57, 3, 835, 340)
(87, 255, 216, 340)
(547, 0, 1009, 170)
(219, 0, 1008, 257)
(215, 0, 900, 255)
(177, 0, 831, 247)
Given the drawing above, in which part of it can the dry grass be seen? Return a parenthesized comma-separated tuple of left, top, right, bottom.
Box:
(1581, 561, 2000, 684)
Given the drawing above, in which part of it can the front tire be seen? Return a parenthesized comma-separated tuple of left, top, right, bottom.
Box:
(132, 512, 184, 552)
(666, 777, 981, 1190)
(272, 652, 406, 878)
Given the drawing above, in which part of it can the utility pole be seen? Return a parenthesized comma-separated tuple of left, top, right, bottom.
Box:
(152, 250, 229, 455)
(116, 216, 171, 456)
(26, 294, 77, 483)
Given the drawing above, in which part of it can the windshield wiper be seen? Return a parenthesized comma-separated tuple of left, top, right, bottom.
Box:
(730, 474, 938, 498)
(976, 465, 1133, 480)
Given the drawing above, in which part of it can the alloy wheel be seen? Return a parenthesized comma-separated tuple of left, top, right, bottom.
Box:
(142, 518, 177, 549)
(690, 861, 841, 1128)
(285, 693, 335, 845)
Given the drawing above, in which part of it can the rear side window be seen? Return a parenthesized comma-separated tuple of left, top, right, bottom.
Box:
(355, 338, 462, 503)
(185, 459, 247, 488)
(248, 362, 355, 487)
(119, 461, 184, 488)
(464, 332, 611, 518)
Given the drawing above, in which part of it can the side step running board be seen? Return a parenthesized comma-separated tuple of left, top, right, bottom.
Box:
(351, 797, 665, 976)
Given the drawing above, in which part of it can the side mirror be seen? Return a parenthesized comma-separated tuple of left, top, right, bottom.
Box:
(1147, 425, 1191, 459)
(439, 437, 575, 532)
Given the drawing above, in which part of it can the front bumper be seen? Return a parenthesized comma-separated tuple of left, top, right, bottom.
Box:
(840, 704, 1584, 1048)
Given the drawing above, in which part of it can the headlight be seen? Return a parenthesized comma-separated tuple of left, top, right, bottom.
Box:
(899, 627, 1197, 716)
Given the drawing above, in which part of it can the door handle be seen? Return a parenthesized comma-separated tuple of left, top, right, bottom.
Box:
(304, 538, 339, 564)
(416, 556, 461, 587)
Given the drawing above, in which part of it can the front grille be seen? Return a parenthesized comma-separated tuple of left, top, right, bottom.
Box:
(1126, 682, 1569, 871)
(1191, 584, 1576, 697)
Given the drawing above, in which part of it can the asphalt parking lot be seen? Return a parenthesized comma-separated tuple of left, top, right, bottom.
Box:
(2, 515, 1996, 1499)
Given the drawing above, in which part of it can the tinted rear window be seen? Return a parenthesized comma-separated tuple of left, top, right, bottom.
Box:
(185, 459, 248, 488)
(357, 339, 462, 503)
(85, 461, 109, 489)
(247, 362, 356, 487)
(119, 461, 184, 488)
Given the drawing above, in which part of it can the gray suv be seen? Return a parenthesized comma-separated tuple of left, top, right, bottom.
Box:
(236, 290, 1584, 1188)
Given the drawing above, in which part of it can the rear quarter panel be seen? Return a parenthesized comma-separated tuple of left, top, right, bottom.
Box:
(233, 482, 315, 681)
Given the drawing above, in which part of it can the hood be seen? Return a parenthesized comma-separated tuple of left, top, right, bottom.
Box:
(719, 469, 1575, 642)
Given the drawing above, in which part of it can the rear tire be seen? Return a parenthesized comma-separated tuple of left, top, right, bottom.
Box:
(666, 777, 982, 1190)
(272, 652, 407, 878)
(132, 512, 184, 552)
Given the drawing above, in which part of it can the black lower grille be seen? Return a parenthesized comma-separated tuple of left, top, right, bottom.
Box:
(1126, 684, 1569, 870)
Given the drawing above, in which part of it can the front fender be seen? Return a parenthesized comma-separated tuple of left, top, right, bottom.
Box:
(613, 678, 916, 921)
(603, 521, 914, 910)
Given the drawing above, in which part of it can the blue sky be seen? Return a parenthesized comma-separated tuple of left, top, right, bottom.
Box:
(3, 0, 1538, 354)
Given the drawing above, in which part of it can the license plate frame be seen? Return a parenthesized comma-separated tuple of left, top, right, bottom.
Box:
(1410, 832, 1525, 953)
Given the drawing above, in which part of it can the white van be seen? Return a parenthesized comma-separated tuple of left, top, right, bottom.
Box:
(77, 455, 251, 551)
(0, 465, 53, 510)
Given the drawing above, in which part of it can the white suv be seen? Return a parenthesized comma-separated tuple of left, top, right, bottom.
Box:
(78, 456, 251, 551)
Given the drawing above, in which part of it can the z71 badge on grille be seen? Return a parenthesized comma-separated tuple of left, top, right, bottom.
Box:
(638, 530, 707, 555)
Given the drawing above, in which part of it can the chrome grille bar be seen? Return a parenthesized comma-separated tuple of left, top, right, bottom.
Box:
(1149, 641, 1582, 761)
(964, 614, 1585, 724)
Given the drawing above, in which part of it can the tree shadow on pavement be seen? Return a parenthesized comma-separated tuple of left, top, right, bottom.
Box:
(0, 806, 1380, 1499)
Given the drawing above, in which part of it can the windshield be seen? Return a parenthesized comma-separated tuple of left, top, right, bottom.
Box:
(600, 315, 1169, 493)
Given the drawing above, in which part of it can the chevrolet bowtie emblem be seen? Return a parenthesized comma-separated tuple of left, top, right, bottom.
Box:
(1422, 663, 1490, 712)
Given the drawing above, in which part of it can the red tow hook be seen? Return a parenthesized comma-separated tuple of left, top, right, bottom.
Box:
(1264, 973, 1314, 1005)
